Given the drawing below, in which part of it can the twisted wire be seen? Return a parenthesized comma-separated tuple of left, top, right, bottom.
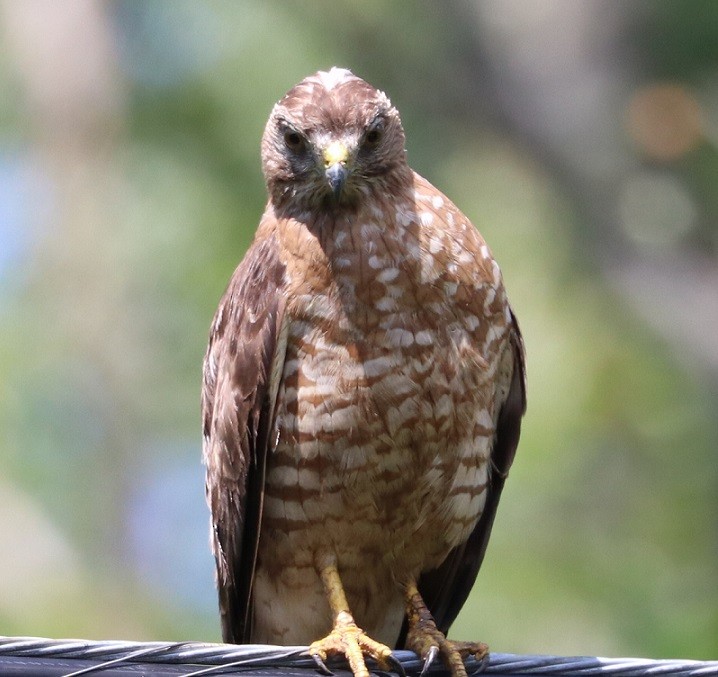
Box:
(0, 636, 716, 677)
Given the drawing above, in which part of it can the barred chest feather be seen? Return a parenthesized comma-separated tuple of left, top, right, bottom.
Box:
(253, 175, 513, 644)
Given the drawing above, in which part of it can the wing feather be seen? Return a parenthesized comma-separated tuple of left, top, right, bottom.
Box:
(201, 231, 287, 643)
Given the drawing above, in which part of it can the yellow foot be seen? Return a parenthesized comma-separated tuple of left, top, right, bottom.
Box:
(308, 610, 397, 677)
(405, 584, 488, 677)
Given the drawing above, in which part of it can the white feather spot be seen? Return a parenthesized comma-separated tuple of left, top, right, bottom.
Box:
(283, 358, 300, 377)
(464, 314, 480, 331)
(428, 235, 443, 254)
(458, 250, 474, 264)
(296, 469, 321, 493)
(267, 466, 299, 489)
(375, 296, 398, 311)
(420, 257, 439, 284)
(386, 398, 419, 435)
(377, 267, 400, 283)
(435, 393, 453, 420)
(395, 207, 415, 227)
(443, 281, 459, 296)
(341, 445, 372, 471)
(363, 355, 395, 378)
(316, 67, 353, 90)
(448, 493, 472, 523)
(386, 328, 414, 348)
(322, 404, 361, 432)
(415, 330, 434, 346)
(485, 324, 501, 345)
(491, 260, 501, 284)
(361, 223, 381, 238)
(476, 408, 494, 429)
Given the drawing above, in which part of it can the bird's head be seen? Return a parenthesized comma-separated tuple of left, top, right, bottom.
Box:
(261, 68, 408, 213)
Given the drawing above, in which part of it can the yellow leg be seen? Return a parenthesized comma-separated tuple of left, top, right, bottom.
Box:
(309, 551, 396, 677)
(404, 579, 488, 677)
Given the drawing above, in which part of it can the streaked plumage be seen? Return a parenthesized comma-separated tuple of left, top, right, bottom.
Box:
(202, 68, 526, 677)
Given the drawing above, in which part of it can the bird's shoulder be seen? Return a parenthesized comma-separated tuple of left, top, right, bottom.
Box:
(407, 171, 510, 309)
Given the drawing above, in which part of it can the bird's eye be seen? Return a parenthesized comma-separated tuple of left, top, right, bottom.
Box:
(364, 128, 382, 147)
(284, 130, 304, 151)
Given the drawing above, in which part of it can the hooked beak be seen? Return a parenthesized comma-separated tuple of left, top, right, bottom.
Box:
(323, 141, 349, 199)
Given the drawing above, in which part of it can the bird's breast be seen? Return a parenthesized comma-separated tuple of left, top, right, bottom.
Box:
(253, 190, 514, 644)
(265, 301, 504, 566)
(262, 195, 512, 566)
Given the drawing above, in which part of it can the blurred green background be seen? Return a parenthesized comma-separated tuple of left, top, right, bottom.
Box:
(0, 0, 716, 660)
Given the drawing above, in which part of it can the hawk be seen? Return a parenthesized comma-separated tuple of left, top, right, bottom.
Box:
(202, 68, 526, 677)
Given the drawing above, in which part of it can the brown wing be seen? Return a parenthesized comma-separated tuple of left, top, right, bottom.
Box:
(409, 314, 526, 637)
(202, 231, 287, 643)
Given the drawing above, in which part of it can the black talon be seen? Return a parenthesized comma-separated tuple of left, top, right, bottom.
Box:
(467, 651, 490, 675)
(311, 653, 335, 676)
(420, 646, 439, 677)
(475, 651, 490, 674)
(386, 653, 407, 677)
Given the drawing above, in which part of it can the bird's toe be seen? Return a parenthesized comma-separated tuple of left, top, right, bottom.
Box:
(308, 611, 396, 677)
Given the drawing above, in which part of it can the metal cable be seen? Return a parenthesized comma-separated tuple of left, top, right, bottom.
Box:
(0, 636, 715, 677)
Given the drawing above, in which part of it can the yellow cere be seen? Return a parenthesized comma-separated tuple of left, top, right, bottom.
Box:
(323, 141, 349, 167)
